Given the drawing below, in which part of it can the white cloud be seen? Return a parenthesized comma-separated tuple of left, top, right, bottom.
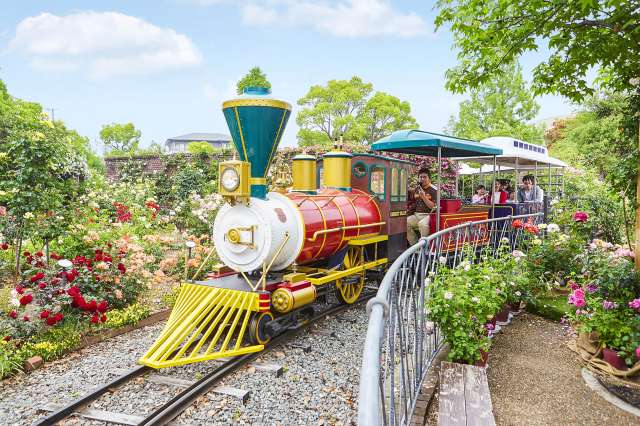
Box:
(9, 11, 203, 78)
(178, 0, 227, 5)
(241, 0, 427, 37)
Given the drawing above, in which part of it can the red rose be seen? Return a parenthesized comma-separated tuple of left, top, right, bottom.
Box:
(46, 316, 57, 326)
(66, 271, 76, 283)
(0, 243, 8, 250)
(100, 314, 107, 323)
(40, 310, 50, 319)
(23, 251, 31, 257)
(8, 310, 17, 319)
(35, 251, 44, 257)
(117, 263, 126, 274)
(3, 336, 10, 342)
(15, 286, 25, 295)
(38, 282, 47, 290)
(66, 286, 80, 296)
(30, 272, 45, 283)
(97, 301, 108, 313)
(23, 315, 29, 322)
(86, 300, 98, 312)
(19, 294, 33, 305)
(51, 277, 61, 286)
(90, 314, 99, 324)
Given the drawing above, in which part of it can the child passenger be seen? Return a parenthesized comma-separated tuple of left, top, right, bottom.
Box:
(471, 185, 487, 204)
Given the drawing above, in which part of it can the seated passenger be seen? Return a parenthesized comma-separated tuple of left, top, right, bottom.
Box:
(407, 169, 438, 245)
(490, 181, 508, 204)
(517, 175, 544, 203)
(471, 185, 487, 204)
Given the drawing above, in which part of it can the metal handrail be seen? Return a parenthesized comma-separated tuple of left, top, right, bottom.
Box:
(357, 212, 543, 425)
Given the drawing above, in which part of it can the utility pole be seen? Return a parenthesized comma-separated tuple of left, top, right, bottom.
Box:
(46, 107, 55, 121)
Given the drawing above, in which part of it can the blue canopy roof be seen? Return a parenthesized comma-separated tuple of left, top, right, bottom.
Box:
(371, 130, 503, 157)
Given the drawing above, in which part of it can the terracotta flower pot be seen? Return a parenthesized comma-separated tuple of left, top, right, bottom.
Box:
(602, 348, 628, 371)
(474, 349, 489, 367)
(495, 305, 510, 323)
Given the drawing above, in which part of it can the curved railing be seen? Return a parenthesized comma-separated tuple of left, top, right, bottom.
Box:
(358, 213, 543, 426)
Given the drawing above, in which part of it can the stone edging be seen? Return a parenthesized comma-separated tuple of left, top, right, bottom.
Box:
(76, 309, 170, 350)
(581, 368, 640, 417)
(23, 309, 171, 373)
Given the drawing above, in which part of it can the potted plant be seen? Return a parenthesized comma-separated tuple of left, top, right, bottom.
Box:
(439, 189, 462, 213)
(427, 260, 503, 366)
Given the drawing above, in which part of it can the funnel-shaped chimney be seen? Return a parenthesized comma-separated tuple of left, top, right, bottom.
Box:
(222, 87, 292, 199)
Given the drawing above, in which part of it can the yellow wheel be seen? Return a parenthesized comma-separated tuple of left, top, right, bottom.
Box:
(248, 312, 273, 345)
(335, 246, 365, 304)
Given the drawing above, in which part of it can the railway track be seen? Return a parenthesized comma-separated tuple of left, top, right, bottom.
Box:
(33, 290, 375, 426)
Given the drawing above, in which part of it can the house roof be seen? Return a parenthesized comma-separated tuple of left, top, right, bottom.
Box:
(166, 132, 231, 143)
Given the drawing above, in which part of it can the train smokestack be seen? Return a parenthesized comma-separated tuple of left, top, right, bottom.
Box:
(222, 87, 292, 199)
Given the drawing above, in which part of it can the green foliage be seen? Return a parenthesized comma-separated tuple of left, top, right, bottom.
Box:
(446, 62, 544, 143)
(105, 303, 151, 328)
(0, 79, 91, 269)
(162, 285, 182, 308)
(427, 245, 526, 364)
(0, 340, 22, 379)
(550, 171, 626, 244)
(548, 91, 640, 203)
(236, 66, 271, 95)
(187, 141, 215, 155)
(296, 76, 418, 147)
(100, 122, 141, 153)
(435, 0, 640, 100)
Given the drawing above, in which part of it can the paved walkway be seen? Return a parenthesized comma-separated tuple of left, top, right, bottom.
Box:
(423, 313, 638, 425)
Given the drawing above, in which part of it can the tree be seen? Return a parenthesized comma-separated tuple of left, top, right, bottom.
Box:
(187, 141, 215, 155)
(360, 92, 419, 144)
(434, 0, 640, 101)
(446, 62, 544, 143)
(99, 123, 141, 152)
(296, 76, 418, 147)
(236, 67, 271, 95)
(548, 91, 639, 200)
(0, 79, 89, 271)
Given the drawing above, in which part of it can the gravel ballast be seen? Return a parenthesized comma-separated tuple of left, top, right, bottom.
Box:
(0, 303, 369, 425)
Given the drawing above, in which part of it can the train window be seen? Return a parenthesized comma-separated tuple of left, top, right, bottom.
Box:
(390, 168, 399, 201)
(352, 162, 367, 178)
(369, 165, 386, 201)
(399, 168, 407, 201)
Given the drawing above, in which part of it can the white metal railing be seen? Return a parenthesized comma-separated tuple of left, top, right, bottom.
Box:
(358, 213, 543, 425)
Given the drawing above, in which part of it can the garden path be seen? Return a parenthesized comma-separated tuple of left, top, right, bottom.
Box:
(427, 313, 638, 425)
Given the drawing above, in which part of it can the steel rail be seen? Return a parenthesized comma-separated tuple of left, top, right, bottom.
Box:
(33, 290, 374, 426)
(140, 292, 375, 425)
(32, 365, 150, 426)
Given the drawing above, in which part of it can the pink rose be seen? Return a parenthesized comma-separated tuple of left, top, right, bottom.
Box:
(573, 211, 589, 222)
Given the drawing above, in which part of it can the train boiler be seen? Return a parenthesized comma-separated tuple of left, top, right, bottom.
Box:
(140, 88, 405, 369)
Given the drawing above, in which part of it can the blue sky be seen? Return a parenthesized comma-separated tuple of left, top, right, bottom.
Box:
(1, 0, 574, 152)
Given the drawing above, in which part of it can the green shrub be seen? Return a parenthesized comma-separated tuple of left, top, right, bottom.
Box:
(104, 303, 151, 329)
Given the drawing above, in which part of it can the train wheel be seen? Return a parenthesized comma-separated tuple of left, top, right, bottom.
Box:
(335, 273, 365, 304)
(336, 246, 365, 304)
(248, 312, 273, 345)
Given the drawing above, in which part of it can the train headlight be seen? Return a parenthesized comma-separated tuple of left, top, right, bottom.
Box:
(221, 167, 240, 192)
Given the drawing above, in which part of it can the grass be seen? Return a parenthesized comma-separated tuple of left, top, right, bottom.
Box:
(526, 292, 571, 322)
